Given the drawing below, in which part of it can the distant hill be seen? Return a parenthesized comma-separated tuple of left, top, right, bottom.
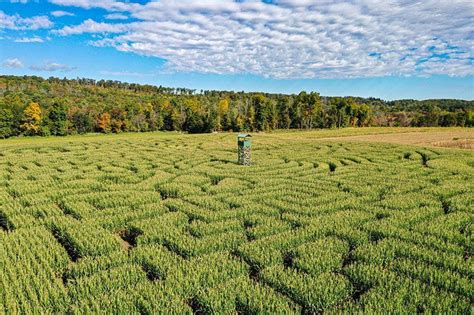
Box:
(0, 75, 472, 138)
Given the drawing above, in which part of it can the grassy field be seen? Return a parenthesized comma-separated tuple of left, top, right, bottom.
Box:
(0, 128, 472, 313)
(317, 129, 474, 149)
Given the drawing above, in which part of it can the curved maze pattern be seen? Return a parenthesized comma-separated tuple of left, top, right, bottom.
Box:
(0, 134, 473, 313)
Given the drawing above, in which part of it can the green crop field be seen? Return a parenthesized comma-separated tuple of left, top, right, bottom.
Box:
(0, 128, 472, 313)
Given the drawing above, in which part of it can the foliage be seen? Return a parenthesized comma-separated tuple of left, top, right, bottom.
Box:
(20, 102, 42, 135)
(97, 112, 111, 133)
(0, 75, 472, 138)
(48, 101, 68, 136)
(0, 107, 14, 138)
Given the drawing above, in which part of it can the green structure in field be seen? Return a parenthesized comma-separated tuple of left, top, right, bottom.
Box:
(238, 134, 252, 165)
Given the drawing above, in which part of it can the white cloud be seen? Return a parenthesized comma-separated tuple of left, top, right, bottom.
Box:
(52, 0, 474, 79)
(49, 0, 140, 12)
(104, 13, 128, 20)
(30, 61, 75, 71)
(0, 11, 53, 30)
(3, 58, 24, 68)
(54, 19, 127, 35)
(14, 36, 44, 43)
(51, 10, 75, 17)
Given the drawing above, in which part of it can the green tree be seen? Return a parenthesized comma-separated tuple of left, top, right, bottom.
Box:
(278, 97, 292, 129)
(356, 104, 372, 126)
(253, 94, 270, 131)
(71, 110, 93, 134)
(183, 98, 205, 133)
(305, 92, 322, 128)
(48, 101, 68, 136)
(466, 111, 474, 127)
(0, 107, 14, 138)
(268, 98, 278, 129)
(246, 101, 256, 131)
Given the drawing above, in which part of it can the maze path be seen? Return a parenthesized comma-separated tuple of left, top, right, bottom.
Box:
(0, 134, 473, 313)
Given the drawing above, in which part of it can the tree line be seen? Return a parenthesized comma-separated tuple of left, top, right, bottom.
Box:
(0, 75, 472, 138)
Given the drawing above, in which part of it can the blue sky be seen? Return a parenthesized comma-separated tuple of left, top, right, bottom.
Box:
(1, 0, 473, 100)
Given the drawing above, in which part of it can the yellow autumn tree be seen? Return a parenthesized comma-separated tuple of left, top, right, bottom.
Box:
(21, 102, 42, 135)
(97, 112, 111, 133)
(218, 98, 229, 116)
(217, 98, 230, 130)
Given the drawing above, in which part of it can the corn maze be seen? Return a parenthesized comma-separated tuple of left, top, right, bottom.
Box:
(0, 131, 472, 313)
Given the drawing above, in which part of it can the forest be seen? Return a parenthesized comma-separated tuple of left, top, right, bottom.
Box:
(0, 75, 472, 138)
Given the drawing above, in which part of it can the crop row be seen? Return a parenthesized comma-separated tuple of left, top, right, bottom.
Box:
(0, 134, 472, 313)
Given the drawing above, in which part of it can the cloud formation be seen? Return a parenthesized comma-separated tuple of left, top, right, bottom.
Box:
(52, 0, 474, 79)
(3, 58, 24, 68)
(14, 36, 44, 43)
(50, 0, 140, 12)
(30, 61, 75, 71)
(51, 10, 75, 17)
(104, 13, 128, 20)
(0, 11, 53, 30)
(54, 19, 128, 35)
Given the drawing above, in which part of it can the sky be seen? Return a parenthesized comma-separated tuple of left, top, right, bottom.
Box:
(0, 0, 473, 100)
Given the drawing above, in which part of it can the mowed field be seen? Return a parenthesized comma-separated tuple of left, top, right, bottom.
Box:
(0, 128, 473, 313)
